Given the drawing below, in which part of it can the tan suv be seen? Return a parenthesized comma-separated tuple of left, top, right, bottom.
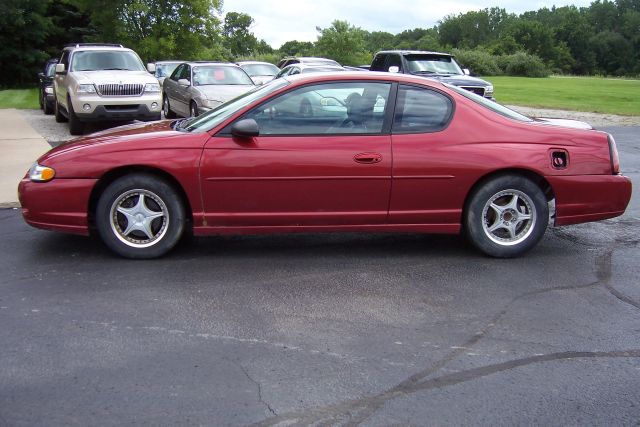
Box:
(54, 44, 162, 135)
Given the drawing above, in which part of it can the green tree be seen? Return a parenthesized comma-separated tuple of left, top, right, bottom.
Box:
(315, 20, 369, 65)
(223, 12, 258, 58)
(363, 31, 395, 53)
(70, 0, 225, 62)
(278, 40, 315, 56)
(0, 0, 50, 88)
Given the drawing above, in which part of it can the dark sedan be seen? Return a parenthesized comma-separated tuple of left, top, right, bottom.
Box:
(19, 72, 631, 259)
(38, 58, 58, 114)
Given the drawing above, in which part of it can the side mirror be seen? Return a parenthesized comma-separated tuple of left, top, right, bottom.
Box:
(147, 63, 156, 74)
(55, 63, 66, 74)
(231, 118, 259, 138)
(178, 78, 190, 86)
(38, 72, 45, 80)
(387, 66, 400, 73)
(463, 68, 471, 76)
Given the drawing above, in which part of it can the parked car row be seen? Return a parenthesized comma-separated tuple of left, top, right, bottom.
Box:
(39, 43, 497, 135)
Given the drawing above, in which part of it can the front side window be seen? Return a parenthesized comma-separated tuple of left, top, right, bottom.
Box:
(393, 85, 453, 133)
(71, 50, 145, 72)
(169, 64, 184, 81)
(240, 82, 392, 135)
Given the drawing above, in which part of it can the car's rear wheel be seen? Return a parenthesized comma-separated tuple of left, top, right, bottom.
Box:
(190, 101, 198, 118)
(38, 90, 44, 109)
(464, 175, 548, 258)
(163, 95, 176, 119)
(67, 97, 84, 135)
(54, 96, 67, 123)
(96, 174, 186, 259)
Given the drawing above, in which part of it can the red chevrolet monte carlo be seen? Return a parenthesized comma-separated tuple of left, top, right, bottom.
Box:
(19, 72, 632, 259)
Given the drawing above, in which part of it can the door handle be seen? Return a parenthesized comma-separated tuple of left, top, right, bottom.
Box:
(354, 152, 383, 164)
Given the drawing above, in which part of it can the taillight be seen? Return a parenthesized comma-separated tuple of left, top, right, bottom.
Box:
(608, 134, 620, 174)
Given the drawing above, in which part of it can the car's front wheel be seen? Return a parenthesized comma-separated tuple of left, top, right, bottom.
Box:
(67, 97, 84, 135)
(54, 96, 67, 123)
(96, 174, 186, 259)
(464, 175, 548, 258)
(163, 95, 176, 119)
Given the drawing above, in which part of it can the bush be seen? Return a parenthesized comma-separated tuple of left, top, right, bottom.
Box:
(451, 48, 501, 76)
(498, 52, 550, 77)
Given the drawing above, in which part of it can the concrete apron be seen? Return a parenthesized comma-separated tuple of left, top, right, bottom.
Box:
(0, 109, 51, 207)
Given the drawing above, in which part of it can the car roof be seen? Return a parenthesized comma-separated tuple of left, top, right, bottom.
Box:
(376, 50, 454, 57)
(282, 70, 447, 88)
(284, 63, 344, 70)
(154, 60, 183, 64)
(183, 61, 241, 67)
(236, 61, 276, 65)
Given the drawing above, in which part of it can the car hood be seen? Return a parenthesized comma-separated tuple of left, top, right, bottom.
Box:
(420, 74, 492, 87)
(40, 120, 180, 161)
(73, 70, 158, 85)
(195, 84, 254, 102)
(249, 75, 275, 85)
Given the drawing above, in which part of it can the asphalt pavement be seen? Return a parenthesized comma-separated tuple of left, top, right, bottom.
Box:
(0, 113, 639, 425)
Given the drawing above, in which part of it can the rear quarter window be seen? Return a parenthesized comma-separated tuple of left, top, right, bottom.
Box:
(392, 85, 453, 133)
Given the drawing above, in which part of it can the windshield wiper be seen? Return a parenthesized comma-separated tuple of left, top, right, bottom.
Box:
(102, 68, 133, 71)
(413, 70, 436, 74)
(173, 118, 189, 131)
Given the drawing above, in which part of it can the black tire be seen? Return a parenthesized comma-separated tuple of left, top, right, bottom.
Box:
(54, 96, 67, 123)
(96, 174, 186, 259)
(39, 90, 44, 109)
(163, 94, 176, 119)
(464, 175, 548, 258)
(190, 101, 198, 117)
(43, 99, 53, 115)
(67, 98, 85, 135)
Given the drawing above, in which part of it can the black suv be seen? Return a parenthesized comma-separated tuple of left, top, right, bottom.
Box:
(38, 58, 59, 114)
(370, 50, 495, 100)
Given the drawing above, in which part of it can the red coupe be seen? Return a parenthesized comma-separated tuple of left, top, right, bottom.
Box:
(19, 72, 632, 258)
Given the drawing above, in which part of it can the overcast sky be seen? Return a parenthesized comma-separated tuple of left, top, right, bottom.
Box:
(222, 0, 595, 48)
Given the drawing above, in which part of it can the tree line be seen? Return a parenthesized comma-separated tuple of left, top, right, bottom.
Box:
(1, 0, 638, 88)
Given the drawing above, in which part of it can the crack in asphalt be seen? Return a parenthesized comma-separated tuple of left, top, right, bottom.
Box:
(252, 245, 640, 426)
(253, 350, 640, 426)
(232, 359, 278, 417)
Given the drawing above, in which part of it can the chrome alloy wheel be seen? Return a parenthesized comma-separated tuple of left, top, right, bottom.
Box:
(109, 189, 169, 248)
(481, 189, 536, 246)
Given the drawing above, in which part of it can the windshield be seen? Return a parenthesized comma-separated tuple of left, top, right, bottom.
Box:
(193, 66, 254, 86)
(445, 83, 533, 122)
(156, 62, 180, 78)
(179, 78, 289, 132)
(71, 50, 146, 72)
(405, 55, 463, 75)
(241, 63, 279, 77)
(45, 62, 57, 77)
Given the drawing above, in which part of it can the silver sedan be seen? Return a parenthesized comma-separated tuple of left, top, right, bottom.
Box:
(162, 62, 255, 118)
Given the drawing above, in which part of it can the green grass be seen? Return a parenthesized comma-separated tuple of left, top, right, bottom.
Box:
(487, 76, 640, 116)
(0, 88, 39, 109)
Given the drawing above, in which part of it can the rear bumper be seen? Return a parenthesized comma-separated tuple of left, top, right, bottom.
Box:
(18, 177, 96, 235)
(548, 174, 632, 226)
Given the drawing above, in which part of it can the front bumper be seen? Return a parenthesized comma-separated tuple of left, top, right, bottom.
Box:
(548, 174, 632, 226)
(18, 177, 96, 235)
(70, 92, 162, 122)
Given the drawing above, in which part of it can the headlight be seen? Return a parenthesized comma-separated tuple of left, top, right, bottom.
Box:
(202, 99, 222, 108)
(77, 84, 96, 94)
(28, 162, 56, 182)
(145, 83, 161, 93)
(485, 85, 494, 95)
(44, 87, 54, 94)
